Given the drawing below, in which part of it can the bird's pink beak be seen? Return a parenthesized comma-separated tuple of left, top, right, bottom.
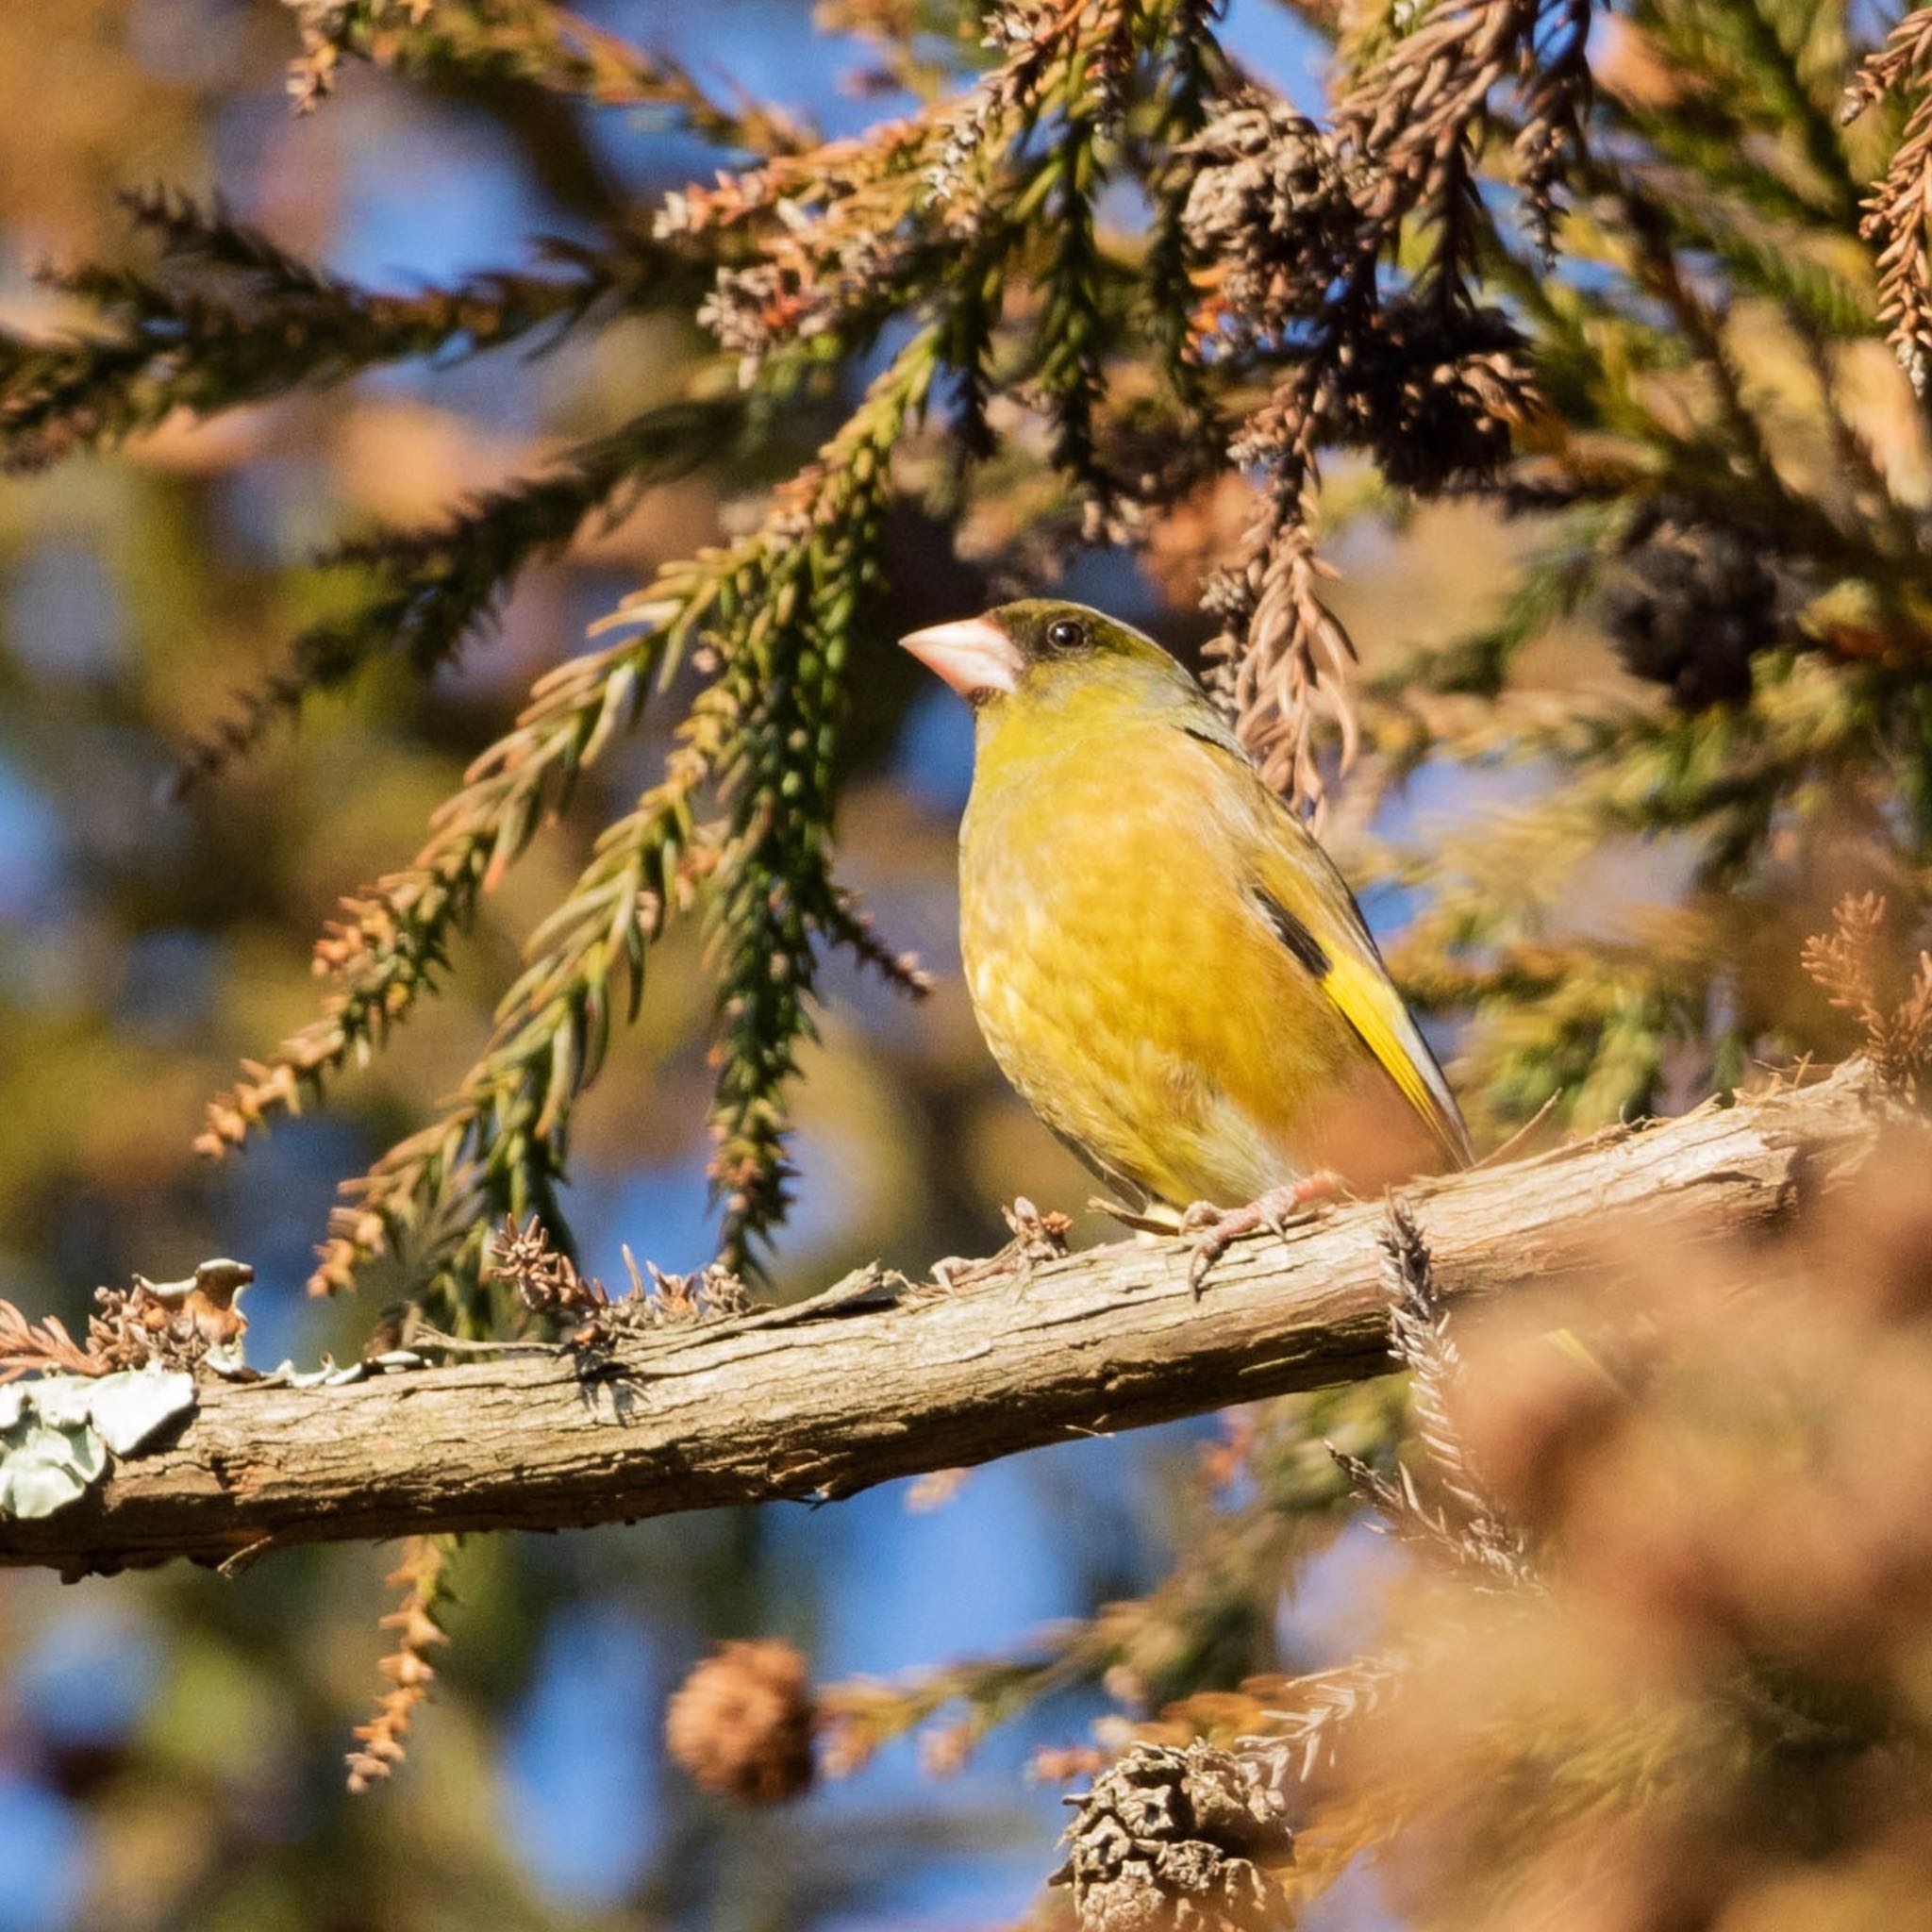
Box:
(898, 617, 1023, 700)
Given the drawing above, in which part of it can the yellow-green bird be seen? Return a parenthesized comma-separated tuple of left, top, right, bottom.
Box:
(900, 599, 1471, 1284)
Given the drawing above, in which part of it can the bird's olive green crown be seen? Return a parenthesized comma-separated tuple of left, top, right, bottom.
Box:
(978, 599, 1174, 675)
(898, 597, 1205, 714)
(978, 599, 1213, 728)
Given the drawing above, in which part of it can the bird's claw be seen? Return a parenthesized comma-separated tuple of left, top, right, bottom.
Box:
(1182, 1173, 1344, 1295)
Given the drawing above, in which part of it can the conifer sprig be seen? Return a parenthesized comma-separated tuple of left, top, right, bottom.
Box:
(280, 0, 813, 150)
(285, 333, 938, 1312)
(1138, 0, 1225, 425)
(175, 394, 749, 789)
(199, 606, 716, 1171)
(0, 192, 658, 475)
(1845, 5, 1932, 389)
(691, 334, 940, 1271)
(309, 734, 709, 1312)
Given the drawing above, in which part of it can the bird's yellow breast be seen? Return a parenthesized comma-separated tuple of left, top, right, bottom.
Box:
(959, 687, 1424, 1209)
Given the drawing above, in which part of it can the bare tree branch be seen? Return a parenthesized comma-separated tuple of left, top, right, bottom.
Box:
(0, 1064, 1887, 1579)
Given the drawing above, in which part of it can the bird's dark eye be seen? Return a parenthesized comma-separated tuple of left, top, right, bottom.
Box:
(1045, 617, 1089, 653)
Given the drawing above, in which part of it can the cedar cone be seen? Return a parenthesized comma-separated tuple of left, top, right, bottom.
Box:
(1051, 1741, 1293, 1932)
(1181, 97, 1359, 343)
(1603, 506, 1778, 709)
(1341, 297, 1535, 493)
(665, 1640, 815, 1804)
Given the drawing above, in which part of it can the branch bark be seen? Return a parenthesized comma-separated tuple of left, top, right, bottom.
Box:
(0, 1064, 1889, 1578)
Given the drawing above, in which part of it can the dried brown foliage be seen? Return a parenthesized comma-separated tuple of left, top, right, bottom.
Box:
(1802, 892, 1932, 1101)
(0, 1306, 106, 1384)
(89, 1259, 253, 1373)
(1846, 6, 1932, 390)
(931, 1194, 1074, 1291)
(0, 1259, 253, 1383)
(664, 1639, 817, 1805)
(489, 1215, 751, 1347)
(345, 1534, 453, 1793)
(1328, 1202, 1533, 1589)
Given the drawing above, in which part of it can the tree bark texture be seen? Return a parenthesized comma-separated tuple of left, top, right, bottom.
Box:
(0, 1066, 1888, 1578)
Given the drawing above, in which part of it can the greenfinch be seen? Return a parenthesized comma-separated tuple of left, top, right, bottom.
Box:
(900, 599, 1470, 1283)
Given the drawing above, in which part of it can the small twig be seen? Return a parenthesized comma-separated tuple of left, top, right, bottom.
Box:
(1467, 1091, 1561, 1170)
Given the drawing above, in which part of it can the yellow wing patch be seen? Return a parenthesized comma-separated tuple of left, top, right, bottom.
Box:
(1181, 719, 1474, 1173)
(1320, 952, 1472, 1168)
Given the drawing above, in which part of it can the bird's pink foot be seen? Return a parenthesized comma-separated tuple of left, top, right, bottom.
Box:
(1182, 1172, 1344, 1294)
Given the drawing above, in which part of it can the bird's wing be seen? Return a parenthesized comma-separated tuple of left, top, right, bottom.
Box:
(1234, 764, 1473, 1171)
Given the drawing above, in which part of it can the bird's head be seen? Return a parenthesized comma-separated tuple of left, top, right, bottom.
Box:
(899, 600, 1197, 725)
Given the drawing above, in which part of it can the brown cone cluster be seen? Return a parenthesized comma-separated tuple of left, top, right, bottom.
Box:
(1052, 1741, 1293, 1932)
(665, 1640, 816, 1805)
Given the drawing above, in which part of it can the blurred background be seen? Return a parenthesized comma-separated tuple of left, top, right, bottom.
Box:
(2, 0, 1924, 1925)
